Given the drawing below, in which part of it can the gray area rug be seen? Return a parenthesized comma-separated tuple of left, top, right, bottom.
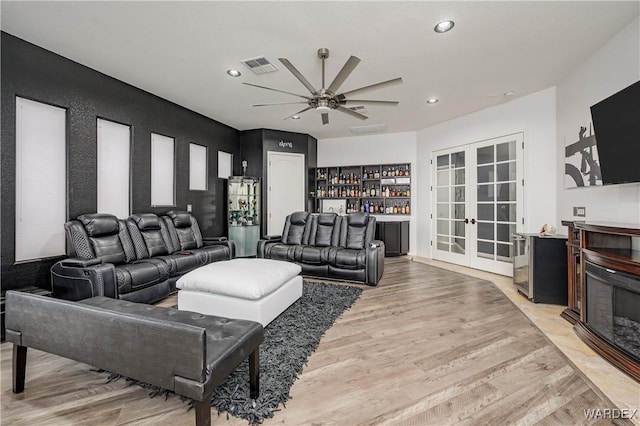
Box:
(100, 280, 362, 424)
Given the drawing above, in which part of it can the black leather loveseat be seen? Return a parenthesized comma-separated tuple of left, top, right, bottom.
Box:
(51, 211, 234, 304)
(257, 211, 385, 285)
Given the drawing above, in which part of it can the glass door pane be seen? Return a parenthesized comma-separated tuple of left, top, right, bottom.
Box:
(470, 134, 523, 276)
(434, 149, 467, 261)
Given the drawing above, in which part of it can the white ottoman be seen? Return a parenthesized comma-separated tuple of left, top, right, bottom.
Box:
(176, 258, 303, 326)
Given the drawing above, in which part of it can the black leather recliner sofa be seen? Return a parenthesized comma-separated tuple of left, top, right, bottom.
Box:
(257, 211, 385, 285)
(51, 210, 234, 304)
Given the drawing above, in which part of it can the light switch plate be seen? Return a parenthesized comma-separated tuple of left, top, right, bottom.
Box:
(573, 206, 586, 217)
(186, 204, 192, 212)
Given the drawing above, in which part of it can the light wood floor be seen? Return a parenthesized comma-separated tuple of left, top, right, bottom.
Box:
(0, 257, 630, 425)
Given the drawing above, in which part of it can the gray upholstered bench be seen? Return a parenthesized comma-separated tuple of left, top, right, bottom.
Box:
(4, 290, 264, 426)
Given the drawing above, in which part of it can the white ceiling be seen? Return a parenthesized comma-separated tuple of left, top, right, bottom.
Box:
(2, 1, 638, 140)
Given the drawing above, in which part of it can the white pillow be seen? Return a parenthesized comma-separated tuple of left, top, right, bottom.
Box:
(176, 258, 302, 300)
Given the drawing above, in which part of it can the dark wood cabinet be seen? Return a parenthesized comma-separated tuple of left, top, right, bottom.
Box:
(565, 221, 640, 382)
(561, 220, 582, 324)
(375, 221, 409, 257)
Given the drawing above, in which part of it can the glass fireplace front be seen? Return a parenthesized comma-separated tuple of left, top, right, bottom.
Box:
(585, 261, 640, 361)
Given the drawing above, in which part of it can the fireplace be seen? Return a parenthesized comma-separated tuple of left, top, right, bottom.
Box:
(585, 261, 640, 362)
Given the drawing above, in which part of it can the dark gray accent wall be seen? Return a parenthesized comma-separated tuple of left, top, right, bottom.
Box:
(239, 129, 317, 238)
(1, 32, 240, 291)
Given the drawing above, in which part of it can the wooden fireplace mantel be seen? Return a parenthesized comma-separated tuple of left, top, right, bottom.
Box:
(563, 221, 640, 383)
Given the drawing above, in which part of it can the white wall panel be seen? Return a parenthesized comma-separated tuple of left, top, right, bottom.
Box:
(218, 151, 232, 179)
(151, 133, 175, 206)
(415, 88, 557, 258)
(189, 143, 207, 190)
(15, 97, 66, 261)
(556, 17, 640, 224)
(97, 118, 130, 218)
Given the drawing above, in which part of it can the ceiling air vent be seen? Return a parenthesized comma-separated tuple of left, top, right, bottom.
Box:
(241, 56, 278, 74)
(349, 124, 388, 135)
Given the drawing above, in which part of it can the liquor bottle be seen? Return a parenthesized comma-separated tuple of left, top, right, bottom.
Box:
(382, 168, 387, 177)
(364, 201, 370, 213)
(405, 201, 410, 214)
(363, 170, 368, 179)
(374, 169, 380, 179)
(405, 166, 410, 177)
(370, 185, 375, 197)
(393, 204, 398, 214)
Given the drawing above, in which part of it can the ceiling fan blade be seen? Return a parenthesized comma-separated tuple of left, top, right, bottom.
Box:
(252, 101, 308, 107)
(342, 100, 399, 106)
(336, 105, 368, 121)
(278, 58, 318, 94)
(284, 106, 314, 120)
(326, 55, 361, 95)
(321, 113, 329, 125)
(339, 77, 403, 98)
(243, 82, 310, 100)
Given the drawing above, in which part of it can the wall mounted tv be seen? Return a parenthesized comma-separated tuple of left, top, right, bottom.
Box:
(590, 80, 640, 185)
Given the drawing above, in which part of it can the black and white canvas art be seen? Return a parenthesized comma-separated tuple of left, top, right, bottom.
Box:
(565, 124, 602, 188)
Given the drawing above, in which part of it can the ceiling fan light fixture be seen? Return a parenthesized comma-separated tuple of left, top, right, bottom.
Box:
(434, 20, 455, 33)
(316, 99, 331, 113)
(226, 69, 241, 77)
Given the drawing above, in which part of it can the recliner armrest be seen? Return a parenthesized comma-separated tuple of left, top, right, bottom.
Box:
(201, 238, 236, 259)
(51, 260, 117, 301)
(369, 240, 385, 249)
(60, 257, 102, 268)
(366, 240, 386, 286)
(202, 236, 227, 243)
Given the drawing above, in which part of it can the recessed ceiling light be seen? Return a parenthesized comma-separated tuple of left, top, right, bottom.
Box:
(504, 91, 516, 97)
(434, 20, 455, 33)
(291, 115, 301, 120)
(226, 69, 241, 77)
(426, 98, 439, 104)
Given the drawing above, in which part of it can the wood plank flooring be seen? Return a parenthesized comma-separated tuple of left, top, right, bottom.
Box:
(1, 257, 629, 425)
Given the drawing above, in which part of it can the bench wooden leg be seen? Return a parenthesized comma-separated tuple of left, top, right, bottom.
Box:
(249, 348, 259, 399)
(13, 345, 27, 394)
(194, 398, 211, 426)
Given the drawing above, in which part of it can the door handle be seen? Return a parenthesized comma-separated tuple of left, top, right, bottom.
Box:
(471, 218, 476, 224)
(464, 218, 469, 224)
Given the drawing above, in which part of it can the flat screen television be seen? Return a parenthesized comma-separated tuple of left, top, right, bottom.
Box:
(590, 80, 640, 185)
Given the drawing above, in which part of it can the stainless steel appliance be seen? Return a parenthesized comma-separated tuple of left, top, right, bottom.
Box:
(513, 233, 568, 304)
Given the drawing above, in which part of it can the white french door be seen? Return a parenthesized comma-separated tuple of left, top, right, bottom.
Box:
(432, 133, 524, 276)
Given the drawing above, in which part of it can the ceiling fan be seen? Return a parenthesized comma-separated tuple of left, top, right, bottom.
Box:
(243, 48, 402, 125)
